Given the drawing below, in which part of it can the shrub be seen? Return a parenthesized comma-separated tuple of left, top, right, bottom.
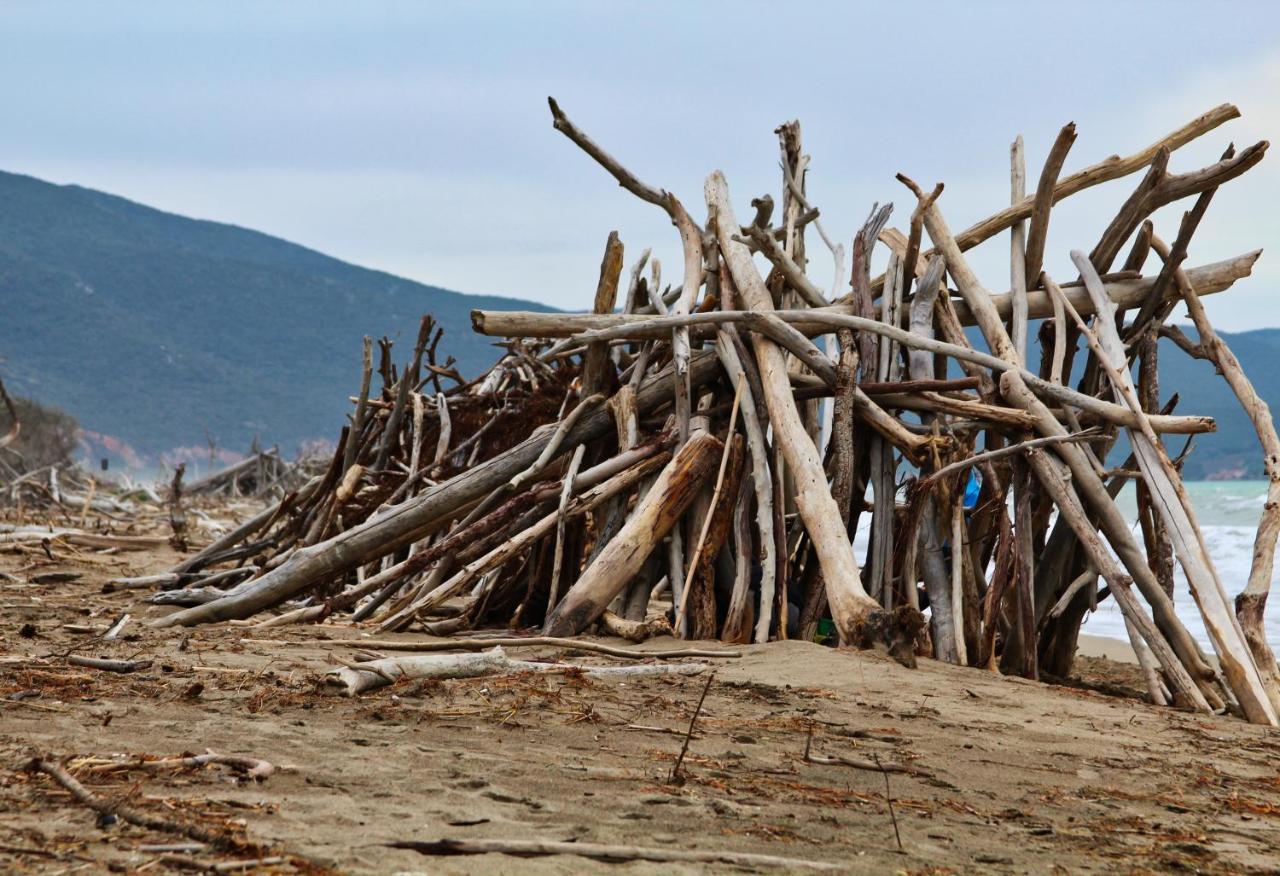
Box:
(0, 393, 80, 473)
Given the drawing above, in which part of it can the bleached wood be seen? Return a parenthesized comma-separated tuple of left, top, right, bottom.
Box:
(1070, 249, 1277, 726)
(922, 199, 1220, 705)
(707, 170, 881, 644)
(714, 328, 776, 643)
(563, 309, 1215, 435)
(1153, 235, 1280, 712)
(544, 433, 722, 636)
(473, 251, 1255, 341)
(1024, 123, 1077, 286)
(324, 646, 709, 696)
(1010, 134, 1029, 362)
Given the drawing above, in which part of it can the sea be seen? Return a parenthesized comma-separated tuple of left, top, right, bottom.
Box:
(852, 480, 1280, 654)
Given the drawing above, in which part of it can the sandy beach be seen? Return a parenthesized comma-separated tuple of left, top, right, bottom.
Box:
(4, 538, 1279, 874)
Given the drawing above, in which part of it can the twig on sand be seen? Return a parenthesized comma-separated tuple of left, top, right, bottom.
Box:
(21, 757, 243, 850)
(670, 671, 715, 784)
(67, 655, 153, 674)
(388, 837, 843, 871)
(874, 753, 904, 852)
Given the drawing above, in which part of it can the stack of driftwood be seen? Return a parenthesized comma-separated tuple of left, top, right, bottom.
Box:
(151, 100, 1280, 725)
(182, 447, 295, 500)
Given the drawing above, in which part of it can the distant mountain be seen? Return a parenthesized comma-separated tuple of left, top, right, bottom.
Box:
(0, 170, 553, 463)
(962, 322, 1280, 481)
(1154, 326, 1280, 481)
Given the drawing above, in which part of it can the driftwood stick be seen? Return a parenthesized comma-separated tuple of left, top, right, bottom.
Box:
(388, 837, 842, 871)
(743, 224, 828, 307)
(548, 96, 676, 217)
(902, 252, 953, 657)
(330, 637, 740, 660)
(343, 336, 373, 473)
(805, 751, 927, 777)
(1070, 249, 1277, 725)
(583, 232, 624, 395)
(707, 170, 885, 646)
(24, 758, 239, 849)
(508, 393, 604, 491)
(714, 328, 776, 643)
(1009, 134, 1029, 361)
(1042, 274, 1069, 386)
(325, 647, 709, 696)
(1123, 614, 1170, 706)
(1153, 235, 1280, 712)
(669, 670, 715, 783)
(547, 444, 587, 613)
(85, 752, 276, 781)
(67, 655, 153, 674)
(1046, 567, 1098, 620)
(670, 196, 703, 444)
(1013, 459, 1037, 680)
(544, 433, 722, 636)
(0, 375, 19, 450)
(1024, 123, 1077, 286)
(432, 393, 451, 467)
(921, 430, 1104, 486)
(564, 308, 1215, 435)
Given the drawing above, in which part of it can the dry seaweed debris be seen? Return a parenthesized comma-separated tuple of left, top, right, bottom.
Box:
(144, 99, 1280, 726)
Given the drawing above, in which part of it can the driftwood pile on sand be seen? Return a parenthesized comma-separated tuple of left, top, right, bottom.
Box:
(147, 99, 1280, 725)
(181, 447, 299, 500)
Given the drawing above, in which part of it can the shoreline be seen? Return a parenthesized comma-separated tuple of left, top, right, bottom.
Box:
(1077, 633, 1138, 664)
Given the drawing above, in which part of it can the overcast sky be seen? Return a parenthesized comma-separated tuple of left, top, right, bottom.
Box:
(2, 1, 1278, 328)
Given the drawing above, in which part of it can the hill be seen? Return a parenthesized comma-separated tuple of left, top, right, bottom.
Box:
(1154, 325, 1280, 480)
(0, 170, 553, 464)
(957, 323, 1280, 481)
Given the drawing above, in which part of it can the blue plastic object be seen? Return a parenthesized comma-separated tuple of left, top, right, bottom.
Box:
(963, 469, 981, 510)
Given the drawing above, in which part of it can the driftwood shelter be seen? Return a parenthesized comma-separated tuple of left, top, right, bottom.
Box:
(146, 99, 1280, 726)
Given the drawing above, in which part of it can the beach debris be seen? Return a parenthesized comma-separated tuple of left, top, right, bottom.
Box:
(8, 99, 1270, 725)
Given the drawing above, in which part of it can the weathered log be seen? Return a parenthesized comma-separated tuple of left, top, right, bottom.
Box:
(471, 251, 1257, 339)
(707, 170, 884, 646)
(1071, 250, 1276, 725)
(153, 353, 722, 627)
(381, 452, 672, 631)
(323, 646, 709, 696)
(922, 197, 1221, 706)
(544, 432, 722, 636)
(563, 309, 1216, 435)
(389, 837, 841, 871)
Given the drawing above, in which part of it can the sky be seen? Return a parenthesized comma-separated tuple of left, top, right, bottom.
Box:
(2, 1, 1278, 328)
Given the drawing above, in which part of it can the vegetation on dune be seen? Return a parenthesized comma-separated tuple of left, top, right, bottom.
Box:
(0, 393, 80, 473)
